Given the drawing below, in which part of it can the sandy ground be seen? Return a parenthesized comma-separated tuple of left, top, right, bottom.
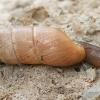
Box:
(0, 0, 100, 100)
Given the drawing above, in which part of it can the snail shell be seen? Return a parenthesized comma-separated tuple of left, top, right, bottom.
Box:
(0, 27, 85, 66)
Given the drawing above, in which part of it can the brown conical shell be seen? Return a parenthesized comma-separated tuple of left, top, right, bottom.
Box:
(0, 27, 85, 66)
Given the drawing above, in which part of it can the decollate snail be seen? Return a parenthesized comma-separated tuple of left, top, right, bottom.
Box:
(0, 26, 99, 67)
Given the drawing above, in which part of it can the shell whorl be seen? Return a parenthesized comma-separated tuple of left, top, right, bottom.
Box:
(0, 27, 85, 66)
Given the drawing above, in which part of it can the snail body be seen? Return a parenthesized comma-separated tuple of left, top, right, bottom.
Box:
(76, 41, 100, 67)
(0, 27, 85, 66)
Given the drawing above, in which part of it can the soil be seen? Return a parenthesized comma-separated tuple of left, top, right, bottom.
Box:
(0, 0, 100, 100)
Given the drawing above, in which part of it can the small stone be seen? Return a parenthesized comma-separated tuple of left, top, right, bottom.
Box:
(86, 29, 96, 35)
(82, 37, 93, 42)
(33, 21, 38, 26)
(67, 24, 71, 28)
(83, 84, 100, 100)
(83, 68, 97, 82)
(17, 71, 24, 78)
(81, 63, 92, 71)
(57, 68, 63, 73)
(17, 73, 24, 78)
(52, 79, 58, 85)
(86, 68, 97, 82)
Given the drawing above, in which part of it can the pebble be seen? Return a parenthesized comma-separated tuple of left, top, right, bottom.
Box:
(83, 84, 100, 100)
(81, 63, 93, 71)
(57, 68, 63, 73)
(33, 21, 39, 26)
(82, 37, 93, 42)
(52, 79, 58, 85)
(86, 29, 96, 35)
(83, 68, 97, 83)
(17, 72, 24, 78)
(86, 68, 97, 82)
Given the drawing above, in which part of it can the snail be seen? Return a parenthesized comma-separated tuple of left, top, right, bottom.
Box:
(0, 26, 99, 67)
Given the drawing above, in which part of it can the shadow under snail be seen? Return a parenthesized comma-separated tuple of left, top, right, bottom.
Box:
(0, 26, 100, 67)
